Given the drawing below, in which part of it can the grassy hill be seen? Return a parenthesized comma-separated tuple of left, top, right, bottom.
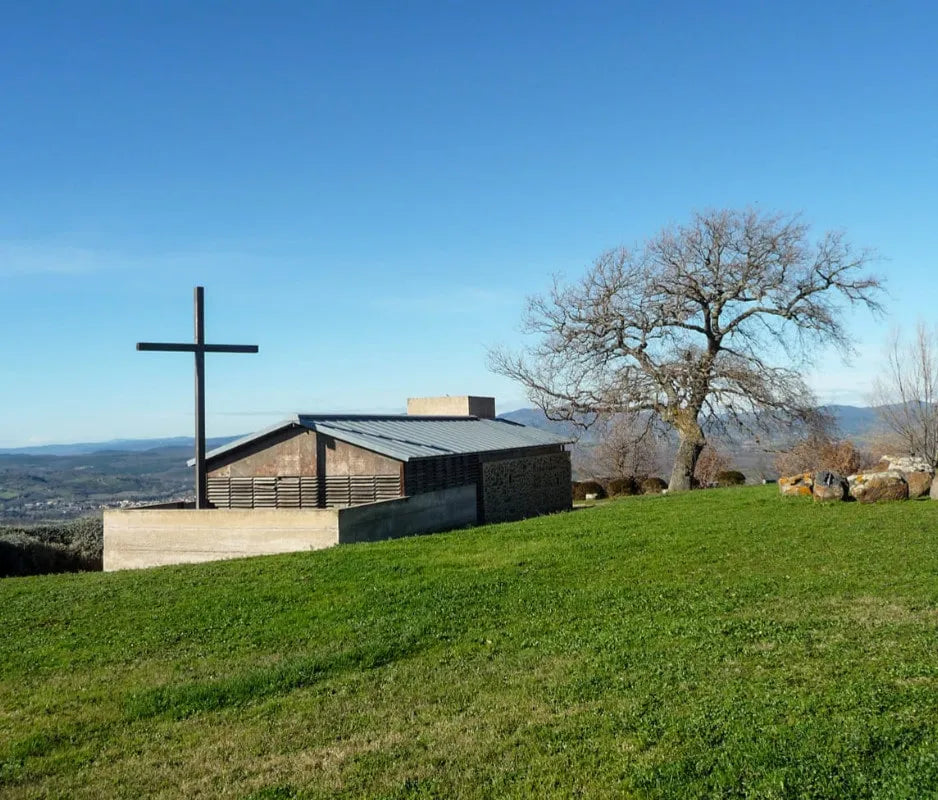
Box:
(2, 486, 938, 798)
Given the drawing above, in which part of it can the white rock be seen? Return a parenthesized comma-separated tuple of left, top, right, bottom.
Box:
(880, 454, 934, 476)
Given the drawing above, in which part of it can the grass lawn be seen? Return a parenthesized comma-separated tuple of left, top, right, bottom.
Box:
(2, 486, 938, 798)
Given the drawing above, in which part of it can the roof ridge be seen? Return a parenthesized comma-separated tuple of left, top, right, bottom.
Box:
(297, 413, 483, 421)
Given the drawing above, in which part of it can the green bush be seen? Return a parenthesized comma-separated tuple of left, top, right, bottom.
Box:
(607, 477, 640, 496)
(572, 481, 607, 501)
(641, 477, 668, 494)
(716, 470, 746, 487)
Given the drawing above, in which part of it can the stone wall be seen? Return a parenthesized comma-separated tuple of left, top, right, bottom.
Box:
(481, 451, 572, 524)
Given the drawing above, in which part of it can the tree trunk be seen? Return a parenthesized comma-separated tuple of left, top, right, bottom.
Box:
(669, 427, 705, 492)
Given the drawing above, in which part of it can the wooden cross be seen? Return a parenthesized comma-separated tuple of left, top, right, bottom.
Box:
(137, 286, 258, 509)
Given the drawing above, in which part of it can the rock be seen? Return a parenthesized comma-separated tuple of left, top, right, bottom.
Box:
(847, 470, 909, 503)
(779, 472, 813, 496)
(812, 470, 847, 502)
(906, 471, 933, 499)
(875, 455, 933, 498)
(880, 454, 934, 476)
(931, 474, 938, 500)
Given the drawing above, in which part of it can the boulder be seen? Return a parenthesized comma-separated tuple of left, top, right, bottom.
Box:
(848, 470, 909, 503)
(931, 474, 938, 500)
(906, 471, 933, 499)
(779, 472, 813, 497)
(879, 454, 933, 476)
(812, 470, 847, 502)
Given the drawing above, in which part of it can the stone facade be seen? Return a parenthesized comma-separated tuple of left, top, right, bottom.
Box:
(481, 451, 571, 524)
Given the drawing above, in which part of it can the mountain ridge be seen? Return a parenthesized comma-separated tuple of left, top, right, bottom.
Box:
(0, 404, 888, 457)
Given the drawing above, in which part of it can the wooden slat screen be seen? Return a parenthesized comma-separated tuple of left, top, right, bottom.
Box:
(405, 455, 480, 495)
(206, 474, 402, 509)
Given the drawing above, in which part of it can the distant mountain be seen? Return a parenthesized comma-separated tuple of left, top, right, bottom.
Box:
(0, 435, 241, 457)
(821, 405, 882, 439)
(0, 404, 889, 458)
(502, 405, 889, 442)
(498, 408, 584, 438)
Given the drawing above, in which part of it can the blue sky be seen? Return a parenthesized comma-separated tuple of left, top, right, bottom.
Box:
(1, 0, 936, 446)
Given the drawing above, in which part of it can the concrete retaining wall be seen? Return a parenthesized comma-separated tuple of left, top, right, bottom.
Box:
(339, 484, 478, 544)
(103, 485, 478, 571)
(103, 508, 339, 571)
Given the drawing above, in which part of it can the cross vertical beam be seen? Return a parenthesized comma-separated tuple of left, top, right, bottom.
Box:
(137, 286, 258, 509)
(194, 287, 207, 508)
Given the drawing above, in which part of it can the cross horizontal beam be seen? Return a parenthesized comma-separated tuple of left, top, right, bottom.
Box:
(136, 286, 258, 509)
(137, 342, 260, 353)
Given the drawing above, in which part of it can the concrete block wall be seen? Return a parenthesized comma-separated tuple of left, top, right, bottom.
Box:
(482, 452, 572, 524)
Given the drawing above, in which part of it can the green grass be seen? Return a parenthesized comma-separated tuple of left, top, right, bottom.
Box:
(2, 486, 938, 798)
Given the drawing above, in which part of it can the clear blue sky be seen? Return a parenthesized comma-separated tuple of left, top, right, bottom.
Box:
(1, 0, 936, 446)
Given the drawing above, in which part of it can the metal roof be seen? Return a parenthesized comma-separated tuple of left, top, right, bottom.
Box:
(196, 414, 573, 465)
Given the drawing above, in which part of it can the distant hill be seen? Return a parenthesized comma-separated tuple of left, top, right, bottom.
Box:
(501, 404, 889, 442)
(498, 409, 583, 439)
(821, 405, 882, 439)
(0, 404, 887, 457)
(0, 437, 239, 523)
(0, 435, 240, 457)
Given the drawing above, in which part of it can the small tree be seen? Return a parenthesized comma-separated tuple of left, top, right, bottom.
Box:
(694, 443, 732, 487)
(589, 413, 664, 479)
(491, 208, 883, 490)
(774, 426, 868, 477)
(871, 324, 938, 467)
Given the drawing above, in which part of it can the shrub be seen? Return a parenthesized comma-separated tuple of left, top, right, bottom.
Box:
(572, 481, 607, 501)
(0, 517, 103, 578)
(641, 477, 668, 494)
(775, 435, 869, 478)
(607, 476, 640, 496)
(716, 470, 746, 487)
(694, 444, 732, 487)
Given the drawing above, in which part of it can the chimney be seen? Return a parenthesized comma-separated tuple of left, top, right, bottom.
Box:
(406, 395, 496, 418)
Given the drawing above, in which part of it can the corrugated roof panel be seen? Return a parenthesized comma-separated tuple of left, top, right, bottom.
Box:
(305, 416, 571, 461)
(200, 414, 572, 465)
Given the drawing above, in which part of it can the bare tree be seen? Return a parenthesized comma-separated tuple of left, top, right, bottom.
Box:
(694, 443, 732, 487)
(774, 433, 869, 478)
(490, 209, 883, 491)
(587, 413, 665, 479)
(871, 324, 938, 467)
